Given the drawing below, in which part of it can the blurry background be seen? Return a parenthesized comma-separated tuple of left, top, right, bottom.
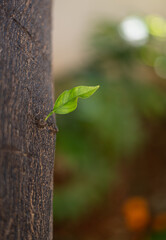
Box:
(52, 1, 166, 240)
(52, 0, 166, 76)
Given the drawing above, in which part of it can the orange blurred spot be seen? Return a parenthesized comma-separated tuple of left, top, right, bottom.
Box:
(153, 213, 166, 231)
(123, 197, 150, 232)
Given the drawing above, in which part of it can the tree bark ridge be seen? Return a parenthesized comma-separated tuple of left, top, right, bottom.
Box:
(0, 1, 55, 239)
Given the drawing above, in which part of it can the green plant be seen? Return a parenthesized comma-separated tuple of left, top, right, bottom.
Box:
(45, 85, 99, 120)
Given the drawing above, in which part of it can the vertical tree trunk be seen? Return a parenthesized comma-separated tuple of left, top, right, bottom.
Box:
(0, 1, 56, 239)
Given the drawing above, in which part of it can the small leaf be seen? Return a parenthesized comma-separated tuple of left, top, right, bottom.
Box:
(45, 85, 100, 120)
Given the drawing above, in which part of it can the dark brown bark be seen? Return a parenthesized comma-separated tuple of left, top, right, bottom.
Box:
(0, 1, 56, 239)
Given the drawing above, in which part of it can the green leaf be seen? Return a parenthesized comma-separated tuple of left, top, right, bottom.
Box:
(45, 85, 100, 120)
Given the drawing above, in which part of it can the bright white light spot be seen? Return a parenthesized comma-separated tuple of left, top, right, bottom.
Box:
(119, 16, 149, 46)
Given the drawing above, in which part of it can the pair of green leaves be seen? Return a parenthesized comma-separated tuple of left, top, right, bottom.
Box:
(45, 85, 100, 120)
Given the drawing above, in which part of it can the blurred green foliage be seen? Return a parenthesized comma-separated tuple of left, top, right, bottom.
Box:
(150, 231, 166, 240)
(54, 16, 166, 222)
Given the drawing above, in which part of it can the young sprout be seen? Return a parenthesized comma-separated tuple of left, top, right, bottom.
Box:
(45, 85, 100, 120)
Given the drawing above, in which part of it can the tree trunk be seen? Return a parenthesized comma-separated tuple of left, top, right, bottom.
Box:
(0, 1, 56, 239)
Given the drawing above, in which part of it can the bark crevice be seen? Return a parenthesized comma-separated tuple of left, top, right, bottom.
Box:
(0, 1, 55, 239)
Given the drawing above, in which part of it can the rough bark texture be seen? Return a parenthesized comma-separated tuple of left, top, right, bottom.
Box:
(0, 1, 56, 239)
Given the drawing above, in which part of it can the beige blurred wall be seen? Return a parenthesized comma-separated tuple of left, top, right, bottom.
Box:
(52, 0, 166, 76)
